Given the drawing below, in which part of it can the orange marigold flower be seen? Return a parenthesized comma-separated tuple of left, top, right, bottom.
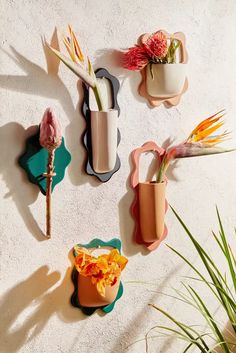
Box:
(74, 246, 128, 297)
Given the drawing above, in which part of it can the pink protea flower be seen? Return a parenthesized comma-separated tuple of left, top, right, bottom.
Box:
(123, 46, 149, 71)
(144, 31, 168, 59)
(40, 108, 62, 150)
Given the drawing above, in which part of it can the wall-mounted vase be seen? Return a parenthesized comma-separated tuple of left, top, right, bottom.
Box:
(138, 181, 166, 243)
(130, 141, 168, 251)
(146, 63, 187, 98)
(91, 109, 118, 174)
(82, 68, 121, 182)
(78, 275, 120, 308)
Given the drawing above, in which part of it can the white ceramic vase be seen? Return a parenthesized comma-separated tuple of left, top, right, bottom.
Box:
(91, 109, 118, 173)
(146, 63, 187, 98)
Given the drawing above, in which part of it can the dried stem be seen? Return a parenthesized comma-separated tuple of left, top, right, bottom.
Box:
(44, 149, 55, 238)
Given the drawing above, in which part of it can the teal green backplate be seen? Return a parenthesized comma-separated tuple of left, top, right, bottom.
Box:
(18, 127, 71, 195)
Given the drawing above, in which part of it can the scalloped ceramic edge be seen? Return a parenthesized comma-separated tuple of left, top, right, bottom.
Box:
(138, 30, 188, 107)
(81, 68, 121, 182)
(71, 238, 124, 315)
(130, 142, 168, 251)
(18, 126, 71, 195)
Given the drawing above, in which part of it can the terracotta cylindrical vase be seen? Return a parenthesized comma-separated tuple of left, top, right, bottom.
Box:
(146, 63, 187, 98)
(91, 109, 118, 173)
(78, 274, 120, 307)
(138, 181, 166, 243)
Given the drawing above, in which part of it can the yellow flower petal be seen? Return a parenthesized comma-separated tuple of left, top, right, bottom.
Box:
(63, 36, 76, 63)
(190, 115, 219, 136)
(68, 24, 84, 63)
(187, 110, 225, 143)
(97, 280, 106, 297)
(193, 121, 225, 142)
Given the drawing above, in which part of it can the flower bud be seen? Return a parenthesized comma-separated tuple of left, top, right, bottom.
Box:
(39, 108, 62, 150)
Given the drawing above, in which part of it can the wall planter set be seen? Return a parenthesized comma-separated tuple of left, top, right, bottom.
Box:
(15, 25, 235, 316)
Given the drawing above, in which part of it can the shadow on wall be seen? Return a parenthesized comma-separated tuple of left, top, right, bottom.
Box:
(94, 48, 148, 107)
(0, 122, 44, 241)
(0, 28, 99, 188)
(0, 265, 85, 353)
(94, 48, 178, 110)
(109, 264, 183, 353)
(119, 145, 179, 257)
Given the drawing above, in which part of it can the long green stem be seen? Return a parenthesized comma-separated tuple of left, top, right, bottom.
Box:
(187, 285, 231, 353)
(93, 83, 104, 111)
(156, 155, 167, 183)
(216, 207, 236, 294)
(149, 305, 208, 352)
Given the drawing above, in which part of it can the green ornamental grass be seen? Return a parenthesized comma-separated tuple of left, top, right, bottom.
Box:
(148, 206, 236, 353)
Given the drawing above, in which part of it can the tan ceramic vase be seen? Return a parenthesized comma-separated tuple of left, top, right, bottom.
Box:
(146, 63, 187, 98)
(78, 274, 120, 307)
(138, 181, 166, 243)
(91, 109, 118, 173)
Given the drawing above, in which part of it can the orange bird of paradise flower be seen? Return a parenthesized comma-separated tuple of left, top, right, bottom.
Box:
(47, 25, 104, 111)
(156, 110, 234, 182)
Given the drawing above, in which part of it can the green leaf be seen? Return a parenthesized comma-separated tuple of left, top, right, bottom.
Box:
(187, 285, 231, 353)
(149, 304, 209, 352)
(212, 230, 226, 255)
(147, 207, 236, 352)
(166, 38, 181, 63)
(170, 206, 236, 318)
(166, 244, 221, 302)
(183, 343, 193, 353)
(216, 207, 236, 294)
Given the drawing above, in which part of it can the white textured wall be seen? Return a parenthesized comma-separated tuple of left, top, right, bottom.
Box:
(1, 1, 236, 352)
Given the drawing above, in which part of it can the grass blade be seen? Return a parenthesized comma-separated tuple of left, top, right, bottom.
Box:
(187, 285, 230, 353)
(149, 304, 208, 352)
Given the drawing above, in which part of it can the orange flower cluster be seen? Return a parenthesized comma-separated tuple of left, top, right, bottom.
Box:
(74, 246, 128, 296)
